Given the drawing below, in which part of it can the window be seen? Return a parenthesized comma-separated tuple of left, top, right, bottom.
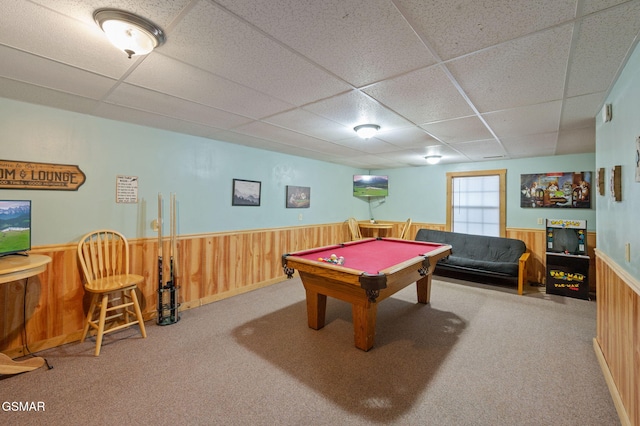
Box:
(446, 169, 506, 237)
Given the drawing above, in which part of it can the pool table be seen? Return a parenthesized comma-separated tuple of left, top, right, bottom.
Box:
(282, 237, 452, 351)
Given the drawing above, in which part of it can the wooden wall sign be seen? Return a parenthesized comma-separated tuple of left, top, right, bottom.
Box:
(0, 159, 86, 191)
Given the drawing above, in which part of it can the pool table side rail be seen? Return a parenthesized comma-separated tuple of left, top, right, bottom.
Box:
(282, 255, 366, 280)
(283, 238, 376, 258)
(378, 244, 452, 276)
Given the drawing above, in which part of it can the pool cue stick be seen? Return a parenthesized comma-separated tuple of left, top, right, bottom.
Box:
(157, 193, 164, 324)
(169, 192, 178, 321)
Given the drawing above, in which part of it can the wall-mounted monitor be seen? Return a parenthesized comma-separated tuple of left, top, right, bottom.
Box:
(353, 175, 388, 197)
(0, 200, 32, 257)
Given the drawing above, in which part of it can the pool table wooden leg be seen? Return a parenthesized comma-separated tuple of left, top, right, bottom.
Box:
(416, 274, 432, 304)
(305, 289, 327, 330)
(352, 302, 377, 351)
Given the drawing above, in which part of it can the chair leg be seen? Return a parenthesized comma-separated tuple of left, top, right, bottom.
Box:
(94, 294, 109, 356)
(121, 290, 130, 324)
(81, 293, 98, 343)
(130, 288, 147, 338)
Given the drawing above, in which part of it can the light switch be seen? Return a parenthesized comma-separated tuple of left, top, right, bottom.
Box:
(626, 243, 631, 262)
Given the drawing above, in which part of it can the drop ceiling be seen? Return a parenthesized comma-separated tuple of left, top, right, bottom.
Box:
(1, 0, 639, 169)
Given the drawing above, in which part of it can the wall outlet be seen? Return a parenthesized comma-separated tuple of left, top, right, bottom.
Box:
(537, 218, 543, 225)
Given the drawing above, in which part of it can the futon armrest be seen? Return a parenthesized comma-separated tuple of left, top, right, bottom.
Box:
(517, 252, 530, 295)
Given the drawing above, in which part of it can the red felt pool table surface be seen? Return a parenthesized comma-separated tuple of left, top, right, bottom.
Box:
(288, 238, 447, 274)
(282, 237, 452, 351)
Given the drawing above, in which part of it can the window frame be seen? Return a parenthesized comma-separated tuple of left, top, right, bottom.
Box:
(445, 169, 507, 237)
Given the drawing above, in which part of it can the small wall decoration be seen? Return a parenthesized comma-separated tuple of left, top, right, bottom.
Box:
(0, 159, 86, 190)
(636, 136, 640, 182)
(116, 175, 138, 203)
(286, 185, 310, 208)
(611, 165, 622, 201)
(232, 179, 261, 206)
(596, 168, 605, 196)
(520, 171, 591, 208)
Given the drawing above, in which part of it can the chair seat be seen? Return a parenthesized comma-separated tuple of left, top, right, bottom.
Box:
(84, 274, 144, 293)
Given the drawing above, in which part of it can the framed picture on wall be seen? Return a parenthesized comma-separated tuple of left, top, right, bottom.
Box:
(611, 166, 622, 201)
(596, 168, 605, 196)
(232, 179, 261, 206)
(286, 185, 310, 208)
(520, 171, 592, 208)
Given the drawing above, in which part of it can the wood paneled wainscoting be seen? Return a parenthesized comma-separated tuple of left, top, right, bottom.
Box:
(0, 222, 353, 358)
(593, 250, 639, 426)
(0, 222, 595, 359)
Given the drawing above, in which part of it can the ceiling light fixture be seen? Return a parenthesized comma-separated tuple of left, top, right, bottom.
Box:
(354, 124, 380, 139)
(425, 155, 442, 165)
(94, 9, 166, 59)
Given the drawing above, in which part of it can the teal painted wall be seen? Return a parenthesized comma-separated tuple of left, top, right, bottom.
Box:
(0, 97, 600, 250)
(374, 153, 596, 231)
(595, 40, 640, 280)
(0, 98, 368, 246)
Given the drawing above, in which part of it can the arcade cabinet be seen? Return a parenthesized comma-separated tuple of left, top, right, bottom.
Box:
(545, 219, 590, 300)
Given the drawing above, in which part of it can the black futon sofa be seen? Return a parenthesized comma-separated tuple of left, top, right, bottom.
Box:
(415, 229, 530, 295)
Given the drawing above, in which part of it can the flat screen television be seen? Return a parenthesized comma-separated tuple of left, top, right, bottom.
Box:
(353, 175, 388, 197)
(0, 200, 32, 257)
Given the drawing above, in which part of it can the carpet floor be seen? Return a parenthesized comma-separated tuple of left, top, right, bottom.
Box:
(0, 277, 619, 425)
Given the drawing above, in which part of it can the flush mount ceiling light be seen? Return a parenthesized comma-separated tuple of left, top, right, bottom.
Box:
(354, 124, 380, 139)
(425, 155, 442, 165)
(94, 9, 166, 59)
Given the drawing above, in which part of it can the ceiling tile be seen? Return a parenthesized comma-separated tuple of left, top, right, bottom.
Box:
(395, 0, 576, 60)
(447, 24, 573, 112)
(561, 93, 603, 130)
(556, 127, 596, 155)
(0, 77, 101, 115)
(105, 83, 253, 130)
(501, 133, 559, 157)
(581, 0, 631, 16)
(450, 139, 508, 160)
(332, 136, 409, 154)
(566, 1, 640, 97)
(303, 90, 413, 132)
(263, 109, 353, 141)
(125, 55, 294, 119)
(363, 65, 475, 124)
(161, 1, 352, 106)
(420, 116, 495, 144)
(93, 102, 228, 141)
(483, 101, 562, 138)
(374, 126, 441, 149)
(232, 121, 367, 158)
(214, 0, 437, 87)
(0, 46, 117, 100)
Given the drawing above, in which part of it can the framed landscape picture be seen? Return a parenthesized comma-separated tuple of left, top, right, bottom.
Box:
(232, 179, 261, 206)
(286, 185, 310, 208)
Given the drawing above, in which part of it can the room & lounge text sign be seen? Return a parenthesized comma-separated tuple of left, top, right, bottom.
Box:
(0, 159, 86, 190)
